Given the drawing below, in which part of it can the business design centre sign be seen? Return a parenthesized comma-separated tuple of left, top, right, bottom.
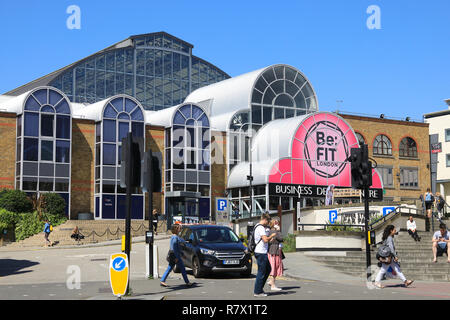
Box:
(268, 112, 383, 198)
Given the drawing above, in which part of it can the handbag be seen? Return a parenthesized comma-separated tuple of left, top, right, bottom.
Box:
(166, 250, 176, 265)
(281, 250, 285, 260)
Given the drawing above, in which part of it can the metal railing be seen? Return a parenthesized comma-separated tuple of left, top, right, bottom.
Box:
(78, 223, 150, 243)
(297, 224, 365, 231)
(368, 206, 425, 231)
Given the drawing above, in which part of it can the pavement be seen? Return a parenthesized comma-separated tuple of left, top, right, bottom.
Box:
(2, 234, 450, 300)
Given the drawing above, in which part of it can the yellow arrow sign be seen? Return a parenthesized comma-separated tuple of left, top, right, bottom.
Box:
(109, 253, 129, 297)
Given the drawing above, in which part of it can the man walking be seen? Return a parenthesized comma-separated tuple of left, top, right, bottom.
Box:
(253, 213, 277, 297)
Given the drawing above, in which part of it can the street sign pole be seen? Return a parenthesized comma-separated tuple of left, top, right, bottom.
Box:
(364, 185, 371, 280)
(124, 133, 132, 295)
(147, 150, 154, 279)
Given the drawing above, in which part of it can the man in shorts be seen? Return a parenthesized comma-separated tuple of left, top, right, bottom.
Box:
(432, 223, 450, 263)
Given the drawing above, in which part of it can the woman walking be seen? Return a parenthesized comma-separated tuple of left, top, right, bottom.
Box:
(267, 219, 284, 291)
(374, 225, 414, 289)
(160, 224, 194, 288)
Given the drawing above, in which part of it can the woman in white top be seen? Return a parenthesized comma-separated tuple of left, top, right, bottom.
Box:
(406, 216, 421, 242)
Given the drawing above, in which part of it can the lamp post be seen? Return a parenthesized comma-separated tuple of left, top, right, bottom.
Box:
(246, 135, 253, 217)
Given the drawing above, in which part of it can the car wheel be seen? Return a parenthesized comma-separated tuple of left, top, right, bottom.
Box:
(192, 257, 204, 278)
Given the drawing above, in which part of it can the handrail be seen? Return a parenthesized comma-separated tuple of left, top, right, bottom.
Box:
(368, 206, 425, 231)
(297, 223, 365, 231)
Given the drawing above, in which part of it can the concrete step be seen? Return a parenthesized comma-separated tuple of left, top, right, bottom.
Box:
(311, 256, 449, 264)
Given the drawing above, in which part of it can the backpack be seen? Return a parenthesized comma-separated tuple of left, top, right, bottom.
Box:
(247, 224, 263, 253)
(50, 225, 53, 232)
(376, 240, 392, 262)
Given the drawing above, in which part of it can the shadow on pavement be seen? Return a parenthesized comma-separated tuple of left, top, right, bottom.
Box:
(0, 259, 40, 277)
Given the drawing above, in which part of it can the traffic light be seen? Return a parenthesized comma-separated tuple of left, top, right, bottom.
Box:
(120, 133, 144, 189)
(141, 150, 162, 193)
(351, 144, 372, 189)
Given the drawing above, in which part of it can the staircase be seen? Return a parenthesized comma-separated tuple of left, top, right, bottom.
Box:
(4, 220, 167, 249)
(310, 217, 450, 282)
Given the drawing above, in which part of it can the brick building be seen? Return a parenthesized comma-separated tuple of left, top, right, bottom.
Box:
(0, 32, 432, 227)
(341, 113, 430, 202)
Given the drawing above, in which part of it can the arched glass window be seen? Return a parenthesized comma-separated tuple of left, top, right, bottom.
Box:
(250, 65, 318, 131)
(165, 104, 210, 196)
(228, 110, 251, 172)
(355, 132, 366, 147)
(399, 137, 418, 158)
(49, 33, 230, 110)
(373, 135, 392, 156)
(16, 87, 72, 216)
(94, 96, 145, 220)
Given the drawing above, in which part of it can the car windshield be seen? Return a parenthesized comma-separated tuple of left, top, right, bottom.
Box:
(195, 227, 240, 243)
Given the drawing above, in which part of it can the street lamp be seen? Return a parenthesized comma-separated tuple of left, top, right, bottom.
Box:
(246, 135, 253, 217)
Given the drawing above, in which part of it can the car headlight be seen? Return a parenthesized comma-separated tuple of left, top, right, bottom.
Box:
(200, 248, 216, 256)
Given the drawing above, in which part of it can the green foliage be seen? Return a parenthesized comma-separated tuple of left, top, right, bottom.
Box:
(0, 189, 33, 213)
(282, 234, 296, 253)
(369, 215, 383, 225)
(239, 233, 248, 247)
(15, 212, 44, 241)
(0, 209, 18, 232)
(325, 220, 361, 232)
(14, 211, 67, 241)
(41, 193, 66, 217)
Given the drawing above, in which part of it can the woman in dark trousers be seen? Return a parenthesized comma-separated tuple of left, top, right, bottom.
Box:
(160, 224, 193, 288)
(374, 225, 414, 288)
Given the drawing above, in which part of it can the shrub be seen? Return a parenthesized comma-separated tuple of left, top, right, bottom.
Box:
(0, 209, 18, 232)
(0, 189, 33, 213)
(15, 212, 44, 241)
(41, 193, 66, 217)
(239, 233, 248, 247)
(325, 220, 361, 232)
(14, 211, 67, 241)
(282, 234, 296, 253)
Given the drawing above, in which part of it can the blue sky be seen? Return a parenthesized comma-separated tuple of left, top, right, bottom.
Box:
(0, 0, 449, 120)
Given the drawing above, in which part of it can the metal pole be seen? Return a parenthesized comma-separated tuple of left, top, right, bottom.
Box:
(125, 133, 132, 294)
(148, 151, 154, 279)
(364, 186, 371, 280)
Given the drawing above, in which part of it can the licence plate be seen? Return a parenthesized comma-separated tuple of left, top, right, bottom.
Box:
(223, 260, 239, 265)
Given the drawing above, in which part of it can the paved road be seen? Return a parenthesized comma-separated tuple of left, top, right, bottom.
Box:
(1, 237, 450, 300)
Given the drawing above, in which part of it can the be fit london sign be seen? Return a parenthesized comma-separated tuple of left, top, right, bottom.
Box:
(267, 112, 383, 200)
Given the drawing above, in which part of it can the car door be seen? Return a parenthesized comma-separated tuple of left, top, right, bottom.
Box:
(178, 228, 189, 265)
(182, 229, 197, 267)
(179, 228, 193, 267)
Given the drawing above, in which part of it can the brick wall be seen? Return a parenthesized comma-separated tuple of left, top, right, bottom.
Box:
(211, 130, 227, 216)
(70, 119, 95, 219)
(342, 115, 430, 201)
(0, 113, 17, 190)
(145, 125, 165, 218)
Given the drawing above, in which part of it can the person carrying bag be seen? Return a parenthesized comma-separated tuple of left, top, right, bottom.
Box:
(374, 225, 413, 289)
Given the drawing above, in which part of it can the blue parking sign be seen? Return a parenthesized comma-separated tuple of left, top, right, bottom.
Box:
(383, 207, 395, 217)
(217, 198, 227, 212)
(329, 210, 338, 224)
